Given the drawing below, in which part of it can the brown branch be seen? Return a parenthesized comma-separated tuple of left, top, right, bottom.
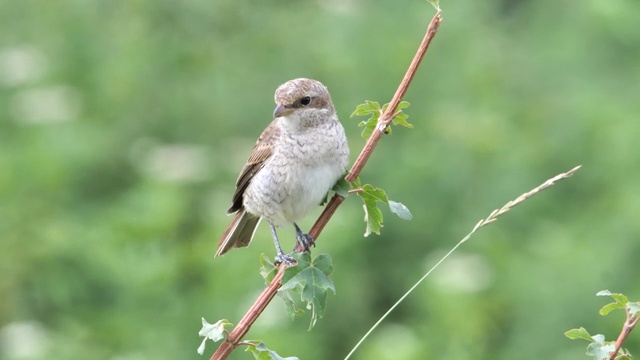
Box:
(211, 270, 285, 359)
(609, 307, 639, 360)
(210, 9, 443, 360)
(345, 11, 442, 183)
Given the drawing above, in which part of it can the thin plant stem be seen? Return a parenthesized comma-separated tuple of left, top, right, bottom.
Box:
(343, 165, 581, 360)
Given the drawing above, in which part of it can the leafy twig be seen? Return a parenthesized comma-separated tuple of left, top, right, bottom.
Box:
(610, 305, 639, 359)
(566, 290, 640, 360)
(344, 10, 442, 184)
(209, 9, 443, 360)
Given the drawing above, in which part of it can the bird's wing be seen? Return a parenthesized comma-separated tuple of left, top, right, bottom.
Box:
(227, 119, 280, 214)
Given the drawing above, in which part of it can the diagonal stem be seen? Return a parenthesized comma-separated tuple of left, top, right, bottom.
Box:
(346, 10, 442, 183)
(210, 9, 443, 360)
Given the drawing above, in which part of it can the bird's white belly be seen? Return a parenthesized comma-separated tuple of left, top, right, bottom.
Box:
(244, 160, 341, 227)
(283, 163, 339, 222)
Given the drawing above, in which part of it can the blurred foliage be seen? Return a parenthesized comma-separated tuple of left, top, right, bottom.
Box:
(1, 0, 639, 359)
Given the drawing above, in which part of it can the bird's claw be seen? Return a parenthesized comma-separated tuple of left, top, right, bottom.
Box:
(295, 232, 315, 252)
(274, 253, 297, 267)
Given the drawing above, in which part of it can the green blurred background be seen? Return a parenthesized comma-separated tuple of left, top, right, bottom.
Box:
(1, 0, 639, 359)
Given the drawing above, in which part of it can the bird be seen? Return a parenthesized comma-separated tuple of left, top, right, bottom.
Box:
(215, 78, 350, 265)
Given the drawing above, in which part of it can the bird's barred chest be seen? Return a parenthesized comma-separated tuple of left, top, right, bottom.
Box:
(243, 121, 348, 227)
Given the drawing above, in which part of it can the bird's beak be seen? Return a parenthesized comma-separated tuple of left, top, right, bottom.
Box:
(273, 104, 293, 118)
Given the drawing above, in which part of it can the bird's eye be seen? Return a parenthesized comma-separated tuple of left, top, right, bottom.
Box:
(300, 96, 311, 106)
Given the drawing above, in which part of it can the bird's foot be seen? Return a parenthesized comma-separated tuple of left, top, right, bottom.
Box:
(274, 252, 297, 267)
(295, 232, 315, 253)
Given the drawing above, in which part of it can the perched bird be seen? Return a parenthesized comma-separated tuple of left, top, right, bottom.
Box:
(216, 78, 350, 265)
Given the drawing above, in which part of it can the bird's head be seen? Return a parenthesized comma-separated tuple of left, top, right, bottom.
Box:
(273, 78, 335, 127)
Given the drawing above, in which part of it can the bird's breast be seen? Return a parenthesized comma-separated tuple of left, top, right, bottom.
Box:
(243, 120, 348, 226)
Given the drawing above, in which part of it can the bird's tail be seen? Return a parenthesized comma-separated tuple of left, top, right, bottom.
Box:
(215, 208, 261, 257)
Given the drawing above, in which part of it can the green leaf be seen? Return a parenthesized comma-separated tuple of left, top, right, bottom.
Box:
(352, 100, 412, 140)
(280, 287, 306, 321)
(390, 101, 413, 128)
(397, 100, 411, 110)
(362, 202, 383, 237)
(427, 0, 440, 10)
(627, 302, 640, 316)
(392, 112, 414, 128)
(357, 184, 388, 236)
(358, 116, 378, 140)
(382, 101, 410, 113)
(350, 100, 380, 117)
(276, 256, 307, 321)
(352, 178, 410, 236)
(246, 342, 300, 360)
(259, 254, 278, 283)
(278, 253, 336, 330)
(599, 302, 624, 316)
(586, 334, 615, 360)
(197, 318, 233, 355)
(352, 177, 362, 189)
(331, 177, 351, 198)
(361, 184, 389, 203)
(610, 293, 629, 305)
(388, 200, 413, 220)
(564, 327, 593, 342)
(597, 290, 629, 315)
(596, 290, 628, 304)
